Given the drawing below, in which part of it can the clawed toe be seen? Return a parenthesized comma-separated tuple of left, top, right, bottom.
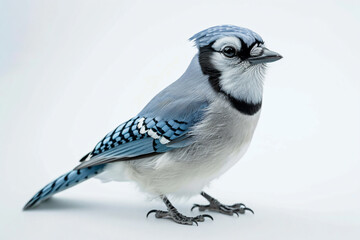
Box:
(146, 209, 213, 225)
(191, 204, 210, 212)
(193, 214, 214, 222)
(192, 192, 255, 217)
(191, 204, 199, 211)
(146, 196, 213, 226)
(229, 203, 246, 208)
(202, 214, 214, 221)
(242, 207, 254, 214)
(192, 202, 254, 216)
(147, 193, 252, 225)
(146, 209, 158, 218)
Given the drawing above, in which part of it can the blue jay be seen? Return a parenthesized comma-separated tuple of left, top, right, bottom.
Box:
(24, 25, 282, 225)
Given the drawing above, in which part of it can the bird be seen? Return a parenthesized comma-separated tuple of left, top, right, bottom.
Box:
(23, 25, 282, 225)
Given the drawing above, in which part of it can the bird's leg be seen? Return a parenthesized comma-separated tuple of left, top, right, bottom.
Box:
(146, 195, 213, 225)
(191, 191, 254, 216)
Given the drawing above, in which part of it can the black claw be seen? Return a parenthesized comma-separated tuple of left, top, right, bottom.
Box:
(191, 204, 199, 211)
(146, 209, 157, 218)
(192, 220, 198, 226)
(234, 211, 239, 217)
(244, 207, 254, 214)
(202, 214, 214, 221)
(230, 203, 246, 208)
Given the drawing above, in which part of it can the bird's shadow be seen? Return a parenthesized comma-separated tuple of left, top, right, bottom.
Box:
(23, 197, 157, 221)
(26, 197, 98, 211)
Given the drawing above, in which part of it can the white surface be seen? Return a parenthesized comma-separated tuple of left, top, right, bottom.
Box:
(1, 0, 359, 239)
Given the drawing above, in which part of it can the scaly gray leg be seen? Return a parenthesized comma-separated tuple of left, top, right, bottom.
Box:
(191, 191, 254, 216)
(147, 195, 213, 225)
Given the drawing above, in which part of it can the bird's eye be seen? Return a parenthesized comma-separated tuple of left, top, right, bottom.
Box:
(222, 46, 237, 58)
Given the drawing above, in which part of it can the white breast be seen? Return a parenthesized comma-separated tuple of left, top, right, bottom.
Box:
(97, 97, 261, 197)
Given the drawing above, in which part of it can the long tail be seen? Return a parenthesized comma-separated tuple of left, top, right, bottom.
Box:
(23, 164, 106, 210)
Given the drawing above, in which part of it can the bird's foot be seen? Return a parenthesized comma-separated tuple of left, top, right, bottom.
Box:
(146, 195, 213, 225)
(191, 191, 254, 216)
(147, 209, 213, 226)
(191, 202, 253, 216)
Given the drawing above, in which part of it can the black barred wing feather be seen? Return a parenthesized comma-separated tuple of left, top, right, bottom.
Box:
(75, 116, 192, 169)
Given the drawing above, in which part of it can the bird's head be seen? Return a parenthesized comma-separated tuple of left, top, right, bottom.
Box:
(190, 25, 282, 105)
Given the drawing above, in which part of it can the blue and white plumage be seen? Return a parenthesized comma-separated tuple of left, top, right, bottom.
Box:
(24, 25, 282, 225)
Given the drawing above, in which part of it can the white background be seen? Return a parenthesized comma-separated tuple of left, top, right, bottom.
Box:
(1, 0, 359, 239)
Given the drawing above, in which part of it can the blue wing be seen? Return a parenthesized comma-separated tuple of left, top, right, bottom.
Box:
(75, 101, 208, 169)
(75, 55, 212, 170)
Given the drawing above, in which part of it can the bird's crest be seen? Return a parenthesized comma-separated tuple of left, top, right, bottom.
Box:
(189, 25, 263, 48)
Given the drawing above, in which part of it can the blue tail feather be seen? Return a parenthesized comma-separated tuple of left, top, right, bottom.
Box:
(23, 164, 106, 210)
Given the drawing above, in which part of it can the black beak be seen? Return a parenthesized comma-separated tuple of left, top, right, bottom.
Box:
(248, 47, 282, 64)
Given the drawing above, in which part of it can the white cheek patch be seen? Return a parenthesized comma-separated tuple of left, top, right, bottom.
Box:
(211, 53, 266, 104)
(209, 37, 266, 104)
(212, 36, 241, 51)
